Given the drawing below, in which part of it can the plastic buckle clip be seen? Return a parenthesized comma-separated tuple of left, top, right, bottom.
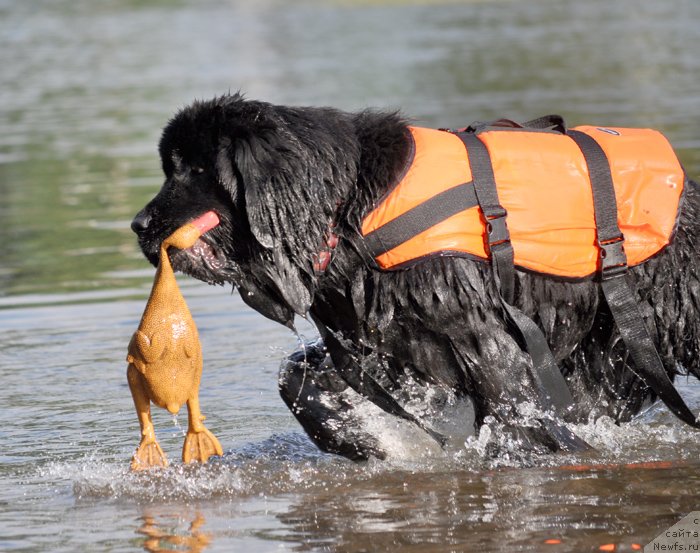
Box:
(599, 237, 627, 280)
(485, 208, 510, 247)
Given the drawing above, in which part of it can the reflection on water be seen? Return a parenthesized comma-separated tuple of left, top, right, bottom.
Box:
(273, 461, 693, 552)
(138, 509, 210, 553)
(34, 438, 700, 552)
(1, 0, 699, 551)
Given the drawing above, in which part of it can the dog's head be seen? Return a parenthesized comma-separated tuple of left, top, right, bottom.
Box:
(131, 94, 360, 322)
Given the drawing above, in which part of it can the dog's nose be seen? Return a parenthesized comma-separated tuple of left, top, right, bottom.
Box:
(131, 211, 152, 234)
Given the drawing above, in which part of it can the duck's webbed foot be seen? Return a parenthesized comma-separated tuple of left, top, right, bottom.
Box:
(131, 433, 169, 471)
(182, 426, 223, 464)
(182, 398, 223, 464)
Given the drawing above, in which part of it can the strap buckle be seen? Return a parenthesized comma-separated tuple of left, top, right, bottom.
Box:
(599, 237, 627, 280)
(485, 208, 510, 247)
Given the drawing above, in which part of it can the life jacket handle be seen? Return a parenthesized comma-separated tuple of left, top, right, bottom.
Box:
(460, 114, 567, 135)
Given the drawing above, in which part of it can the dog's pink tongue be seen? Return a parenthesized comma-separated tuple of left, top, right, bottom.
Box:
(163, 211, 220, 251)
(191, 211, 220, 234)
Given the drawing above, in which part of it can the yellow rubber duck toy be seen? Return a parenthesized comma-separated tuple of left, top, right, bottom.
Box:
(126, 211, 223, 471)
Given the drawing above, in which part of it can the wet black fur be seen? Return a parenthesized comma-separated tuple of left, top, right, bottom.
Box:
(133, 94, 700, 460)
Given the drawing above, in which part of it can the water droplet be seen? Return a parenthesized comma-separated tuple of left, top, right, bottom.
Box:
(172, 413, 185, 436)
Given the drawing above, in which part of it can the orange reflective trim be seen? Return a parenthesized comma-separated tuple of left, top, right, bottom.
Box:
(362, 125, 685, 278)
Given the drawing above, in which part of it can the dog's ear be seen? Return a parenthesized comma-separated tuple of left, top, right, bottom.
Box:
(216, 138, 236, 195)
(216, 134, 278, 249)
(236, 136, 278, 249)
(217, 129, 315, 315)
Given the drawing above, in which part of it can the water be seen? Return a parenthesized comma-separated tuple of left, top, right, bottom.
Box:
(1, 0, 699, 551)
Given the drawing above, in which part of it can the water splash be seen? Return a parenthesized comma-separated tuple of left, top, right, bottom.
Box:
(37, 433, 358, 503)
(32, 399, 700, 508)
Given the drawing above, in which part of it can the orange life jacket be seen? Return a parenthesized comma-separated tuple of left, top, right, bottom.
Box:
(361, 125, 686, 279)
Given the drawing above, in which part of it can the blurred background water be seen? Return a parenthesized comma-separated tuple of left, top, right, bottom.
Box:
(1, 0, 699, 551)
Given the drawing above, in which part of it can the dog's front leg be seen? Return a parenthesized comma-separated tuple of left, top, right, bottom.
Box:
(278, 340, 388, 460)
(459, 324, 589, 453)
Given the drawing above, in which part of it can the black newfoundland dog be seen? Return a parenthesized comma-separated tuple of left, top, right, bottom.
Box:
(131, 94, 700, 460)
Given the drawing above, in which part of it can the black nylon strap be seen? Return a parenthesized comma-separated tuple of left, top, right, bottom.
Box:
(364, 182, 479, 257)
(567, 131, 622, 246)
(499, 296, 577, 415)
(456, 132, 577, 418)
(457, 132, 516, 304)
(465, 114, 566, 135)
(569, 130, 700, 429)
(601, 277, 700, 427)
(522, 114, 566, 133)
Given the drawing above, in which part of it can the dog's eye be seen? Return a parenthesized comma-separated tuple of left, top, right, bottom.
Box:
(192, 166, 204, 174)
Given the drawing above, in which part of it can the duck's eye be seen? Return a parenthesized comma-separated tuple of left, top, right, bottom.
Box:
(192, 166, 204, 174)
